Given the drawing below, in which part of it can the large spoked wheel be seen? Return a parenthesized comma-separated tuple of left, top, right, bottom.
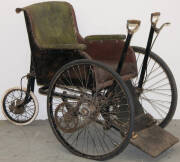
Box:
(132, 46, 178, 128)
(1, 87, 39, 125)
(47, 59, 134, 160)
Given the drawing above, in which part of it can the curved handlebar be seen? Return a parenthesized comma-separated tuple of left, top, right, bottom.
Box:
(151, 12, 170, 33)
(127, 20, 141, 34)
(155, 22, 171, 33)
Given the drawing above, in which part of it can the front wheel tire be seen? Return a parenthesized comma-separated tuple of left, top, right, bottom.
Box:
(1, 87, 39, 126)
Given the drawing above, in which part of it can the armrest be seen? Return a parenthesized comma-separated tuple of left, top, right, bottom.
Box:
(85, 34, 126, 42)
(41, 43, 87, 50)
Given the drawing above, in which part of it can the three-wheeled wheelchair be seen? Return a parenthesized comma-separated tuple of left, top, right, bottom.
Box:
(1, 1, 179, 161)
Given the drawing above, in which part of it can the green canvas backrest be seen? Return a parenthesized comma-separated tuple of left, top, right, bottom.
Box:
(18, 1, 83, 49)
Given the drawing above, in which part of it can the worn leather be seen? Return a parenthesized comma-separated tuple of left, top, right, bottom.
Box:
(32, 50, 88, 85)
(17, 1, 138, 85)
(84, 39, 137, 79)
(20, 1, 86, 50)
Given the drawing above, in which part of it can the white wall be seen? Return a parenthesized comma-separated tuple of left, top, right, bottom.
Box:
(0, 0, 179, 119)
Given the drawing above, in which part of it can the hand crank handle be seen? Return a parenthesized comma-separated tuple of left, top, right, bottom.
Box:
(151, 12, 160, 27)
(127, 20, 141, 34)
(116, 19, 141, 74)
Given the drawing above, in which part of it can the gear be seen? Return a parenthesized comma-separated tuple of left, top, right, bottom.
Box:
(55, 103, 79, 133)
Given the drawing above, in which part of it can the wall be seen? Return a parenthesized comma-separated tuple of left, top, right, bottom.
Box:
(0, 0, 179, 119)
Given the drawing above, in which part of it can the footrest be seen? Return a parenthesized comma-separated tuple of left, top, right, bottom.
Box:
(134, 113, 156, 132)
(130, 125, 179, 157)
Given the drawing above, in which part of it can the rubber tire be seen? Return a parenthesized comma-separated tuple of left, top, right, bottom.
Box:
(47, 59, 134, 161)
(1, 87, 39, 126)
(132, 46, 178, 128)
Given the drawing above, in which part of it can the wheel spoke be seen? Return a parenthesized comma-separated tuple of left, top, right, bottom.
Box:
(48, 60, 133, 158)
(132, 47, 176, 127)
(3, 89, 37, 124)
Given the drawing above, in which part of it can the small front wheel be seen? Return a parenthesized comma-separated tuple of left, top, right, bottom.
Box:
(1, 87, 39, 125)
(47, 59, 134, 160)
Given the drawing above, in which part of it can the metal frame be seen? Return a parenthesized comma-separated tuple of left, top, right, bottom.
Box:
(19, 12, 169, 115)
(4, 6, 178, 159)
(138, 25, 155, 89)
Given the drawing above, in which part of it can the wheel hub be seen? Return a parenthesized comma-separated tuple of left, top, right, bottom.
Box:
(9, 99, 25, 114)
(80, 107, 89, 116)
(79, 102, 97, 118)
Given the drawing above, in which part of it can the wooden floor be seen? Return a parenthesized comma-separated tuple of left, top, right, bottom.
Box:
(0, 120, 179, 162)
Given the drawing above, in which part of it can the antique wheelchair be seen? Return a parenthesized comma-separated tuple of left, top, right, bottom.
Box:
(1, 1, 179, 160)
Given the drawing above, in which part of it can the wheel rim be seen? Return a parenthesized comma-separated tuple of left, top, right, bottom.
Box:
(48, 61, 133, 158)
(3, 88, 37, 124)
(132, 48, 174, 126)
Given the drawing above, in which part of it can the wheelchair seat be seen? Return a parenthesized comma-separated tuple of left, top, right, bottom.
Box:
(16, 1, 137, 85)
